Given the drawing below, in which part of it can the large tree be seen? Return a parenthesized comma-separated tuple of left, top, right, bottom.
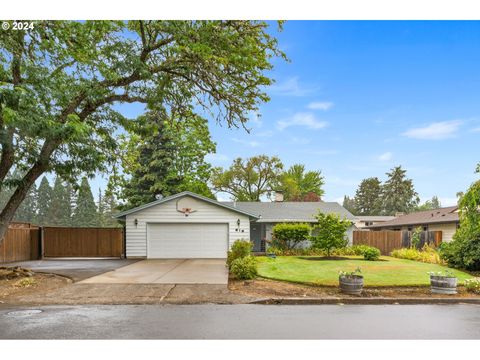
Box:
(416, 195, 442, 211)
(211, 155, 284, 201)
(342, 195, 357, 215)
(47, 177, 72, 226)
(353, 177, 382, 215)
(0, 20, 285, 244)
(36, 176, 52, 225)
(276, 164, 324, 201)
(118, 111, 215, 208)
(380, 166, 419, 215)
(72, 177, 98, 227)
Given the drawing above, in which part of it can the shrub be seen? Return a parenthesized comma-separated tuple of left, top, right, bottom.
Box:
(464, 278, 480, 294)
(411, 226, 423, 249)
(14, 277, 36, 288)
(333, 245, 372, 256)
(227, 239, 252, 269)
(267, 246, 326, 256)
(271, 223, 311, 250)
(230, 256, 257, 280)
(391, 244, 444, 264)
(363, 247, 381, 261)
(439, 179, 480, 270)
(310, 213, 350, 256)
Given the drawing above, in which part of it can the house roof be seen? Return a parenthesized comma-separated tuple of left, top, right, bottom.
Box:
(355, 216, 396, 222)
(222, 201, 355, 223)
(113, 191, 260, 219)
(366, 206, 459, 229)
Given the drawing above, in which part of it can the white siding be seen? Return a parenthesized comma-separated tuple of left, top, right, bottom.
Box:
(125, 196, 251, 258)
(429, 223, 458, 243)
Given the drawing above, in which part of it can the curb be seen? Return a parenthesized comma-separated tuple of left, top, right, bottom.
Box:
(250, 297, 480, 305)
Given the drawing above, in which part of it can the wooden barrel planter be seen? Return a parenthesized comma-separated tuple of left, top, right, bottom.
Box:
(430, 275, 457, 295)
(339, 275, 364, 295)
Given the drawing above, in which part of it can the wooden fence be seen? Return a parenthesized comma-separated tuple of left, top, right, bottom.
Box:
(0, 227, 41, 263)
(353, 230, 442, 255)
(43, 227, 124, 258)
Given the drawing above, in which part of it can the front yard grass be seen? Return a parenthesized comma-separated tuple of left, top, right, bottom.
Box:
(256, 256, 473, 287)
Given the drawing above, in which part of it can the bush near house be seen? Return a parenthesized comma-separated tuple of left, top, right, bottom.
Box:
(465, 278, 480, 294)
(227, 239, 252, 269)
(271, 223, 311, 250)
(362, 247, 381, 261)
(391, 244, 444, 265)
(440, 179, 480, 271)
(230, 256, 258, 280)
(310, 213, 350, 257)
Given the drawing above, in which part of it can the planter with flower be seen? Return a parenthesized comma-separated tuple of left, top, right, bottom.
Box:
(428, 270, 457, 294)
(338, 267, 363, 295)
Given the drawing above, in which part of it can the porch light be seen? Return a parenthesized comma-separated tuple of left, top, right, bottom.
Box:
(134, 218, 138, 227)
(237, 219, 241, 228)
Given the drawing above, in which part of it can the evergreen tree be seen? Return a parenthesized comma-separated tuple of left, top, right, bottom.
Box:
(416, 196, 442, 211)
(73, 177, 99, 227)
(14, 183, 37, 224)
(36, 177, 52, 225)
(353, 177, 383, 215)
(342, 196, 357, 215)
(380, 166, 420, 215)
(122, 114, 184, 208)
(48, 177, 72, 226)
(102, 192, 121, 227)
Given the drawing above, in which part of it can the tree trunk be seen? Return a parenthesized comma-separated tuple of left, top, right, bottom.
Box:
(0, 162, 47, 245)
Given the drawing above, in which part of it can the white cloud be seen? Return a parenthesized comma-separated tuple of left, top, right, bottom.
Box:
(307, 101, 334, 111)
(231, 138, 260, 148)
(402, 120, 462, 140)
(470, 127, 480, 133)
(277, 112, 328, 130)
(254, 130, 274, 138)
(269, 77, 317, 97)
(378, 152, 393, 161)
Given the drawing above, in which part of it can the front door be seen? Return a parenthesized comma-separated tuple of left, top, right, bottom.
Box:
(250, 223, 264, 252)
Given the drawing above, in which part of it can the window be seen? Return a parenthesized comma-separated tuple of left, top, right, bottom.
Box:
(423, 226, 428, 231)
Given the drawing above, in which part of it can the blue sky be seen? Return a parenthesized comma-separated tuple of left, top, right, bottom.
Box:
(95, 21, 480, 205)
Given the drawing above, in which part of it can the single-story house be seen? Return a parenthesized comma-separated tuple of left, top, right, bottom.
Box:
(366, 206, 460, 242)
(114, 191, 355, 259)
(354, 215, 396, 229)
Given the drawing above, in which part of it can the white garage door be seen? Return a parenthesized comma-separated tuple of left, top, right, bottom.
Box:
(147, 223, 228, 259)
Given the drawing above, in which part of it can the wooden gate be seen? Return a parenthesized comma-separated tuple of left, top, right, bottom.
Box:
(43, 227, 124, 258)
(0, 226, 40, 263)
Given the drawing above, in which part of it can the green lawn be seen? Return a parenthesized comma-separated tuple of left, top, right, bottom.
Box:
(256, 256, 473, 287)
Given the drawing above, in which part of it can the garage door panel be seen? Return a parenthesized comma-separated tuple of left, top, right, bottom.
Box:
(147, 223, 228, 259)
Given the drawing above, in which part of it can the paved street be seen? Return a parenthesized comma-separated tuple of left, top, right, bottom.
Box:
(1, 304, 479, 339)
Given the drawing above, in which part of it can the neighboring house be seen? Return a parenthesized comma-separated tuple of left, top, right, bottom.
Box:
(354, 216, 396, 229)
(114, 191, 355, 259)
(366, 206, 460, 242)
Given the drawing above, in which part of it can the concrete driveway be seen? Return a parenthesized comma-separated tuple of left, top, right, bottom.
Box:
(80, 259, 228, 285)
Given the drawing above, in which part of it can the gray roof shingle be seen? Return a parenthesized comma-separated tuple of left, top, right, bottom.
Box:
(367, 206, 459, 229)
(222, 201, 355, 223)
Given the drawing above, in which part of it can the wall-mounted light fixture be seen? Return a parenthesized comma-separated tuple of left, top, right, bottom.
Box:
(134, 218, 138, 227)
(236, 218, 241, 230)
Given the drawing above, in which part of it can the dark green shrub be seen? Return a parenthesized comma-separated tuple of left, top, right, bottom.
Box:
(227, 239, 252, 269)
(439, 179, 480, 270)
(362, 247, 380, 261)
(230, 256, 257, 280)
(271, 223, 311, 250)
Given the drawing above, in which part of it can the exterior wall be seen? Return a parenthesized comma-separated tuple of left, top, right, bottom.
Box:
(428, 223, 458, 243)
(125, 196, 251, 258)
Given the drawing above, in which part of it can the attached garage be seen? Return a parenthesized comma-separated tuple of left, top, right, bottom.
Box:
(147, 223, 228, 259)
(114, 192, 258, 259)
